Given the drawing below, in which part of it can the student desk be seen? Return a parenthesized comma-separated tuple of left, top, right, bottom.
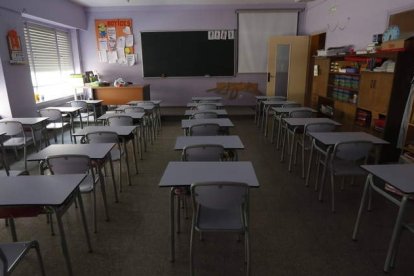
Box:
(270, 107, 316, 145)
(72, 126, 139, 184)
(191, 96, 222, 102)
(352, 164, 414, 272)
(0, 174, 90, 276)
(181, 118, 234, 135)
(184, 109, 228, 117)
(175, 135, 244, 160)
(45, 106, 83, 132)
(97, 112, 145, 124)
(254, 96, 286, 125)
(159, 161, 259, 261)
(261, 100, 297, 136)
(27, 143, 118, 203)
(67, 99, 103, 122)
(186, 102, 224, 108)
(127, 100, 162, 106)
(0, 117, 49, 150)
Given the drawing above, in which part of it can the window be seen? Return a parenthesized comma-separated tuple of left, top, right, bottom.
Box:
(24, 22, 75, 103)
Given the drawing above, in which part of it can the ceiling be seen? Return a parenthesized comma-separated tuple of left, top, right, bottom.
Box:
(70, 0, 300, 8)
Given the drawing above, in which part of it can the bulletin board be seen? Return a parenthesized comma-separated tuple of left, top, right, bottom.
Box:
(95, 18, 136, 65)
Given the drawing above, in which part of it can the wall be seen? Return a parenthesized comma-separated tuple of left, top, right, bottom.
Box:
(301, 0, 414, 50)
(79, 3, 304, 106)
(0, 0, 86, 118)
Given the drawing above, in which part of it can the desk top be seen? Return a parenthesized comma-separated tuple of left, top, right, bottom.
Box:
(283, 117, 341, 127)
(0, 117, 49, 125)
(0, 174, 86, 206)
(28, 143, 115, 161)
(272, 107, 316, 114)
(127, 100, 161, 105)
(115, 105, 154, 111)
(255, 96, 287, 100)
(262, 100, 296, 106)
(159, 161, 259, 188)
(309, 132, 389, 145)
(175, 135, 244, 150)
(97, 112, 145, 121)
(72, 126, 136, 137)
(45, 106, 81, 113)
(362, 164, 414, 194)
(187, 102, 224, 107)
(67, 100, 103, 105)
(181, 118, 234, 128)
(184, 109, 228, 116)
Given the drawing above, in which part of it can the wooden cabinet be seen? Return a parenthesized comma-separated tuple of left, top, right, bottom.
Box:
(310, 57, 329, 108)
(92, 85, 150, 105)
(358, 72, 394, 115)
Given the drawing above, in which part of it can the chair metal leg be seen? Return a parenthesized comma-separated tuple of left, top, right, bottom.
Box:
(108, 156, 119, 202)
(170, 188, 175, 262)
(176, 195, 181, 234)
(9, 218, 18, 242)
(55, 210, 74, 276)
(32, 241, 46, 276)
(131, 139, 139, 174)
(352, 176, 371, 240)
(76, 191, 93, 253)
(123, 139, 132, 186)
(305, 143, 314, 187)
(98, 169, 110, 222)
(330, 172, 336, 212)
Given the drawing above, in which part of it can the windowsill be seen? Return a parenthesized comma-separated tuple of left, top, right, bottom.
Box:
(35, 95, 74, 109)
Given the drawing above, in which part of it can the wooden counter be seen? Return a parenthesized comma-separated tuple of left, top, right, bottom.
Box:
(92, 85, 150, 105)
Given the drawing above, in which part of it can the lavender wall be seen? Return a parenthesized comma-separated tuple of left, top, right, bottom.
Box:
(301, 0, 414, 50)
(79, 4, 304, 106)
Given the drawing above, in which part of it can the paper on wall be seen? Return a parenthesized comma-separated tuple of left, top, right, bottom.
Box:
(98, 50, 108, 62)
(208, 31, 214, 40)
(126, 34, 134, 47)
(117, 48, 127, 64)
(99, 38, 108, 50)
(108, 51, 118, 63)
(117, 36, 126, 49)
(123, 26, 131, 35)
(228, 30, 234, 40)
(107, 27, 116, 40)
(214, 30, 221, 40)
(126, 54, 135, 66)
(220, 30, 227, 40)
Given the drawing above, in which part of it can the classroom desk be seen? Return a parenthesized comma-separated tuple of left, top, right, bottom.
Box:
(191, 96, 222, 102)
(254, 96, 286, 125)
(186, 102, 224, 108)
(181, 118, 234, 135)
(159, 161, 259, 261)
(270, 107, 316, 145)
(127, 100, 162, 132)
(27, 143, 118, 204)
(97, 112, 145, 124)
(72, 126, 139, 185)
(67, 100, 103, 122)
(114, 105, 155, 113)
(184, 109, 228, 117)
(45, 106, 83, 132)
(280, 118, 341, 167)
(261, 100, 296, 136)
(0, 174, 91, 276)
(0, 117, 49, 150)
(352, 164, 414, 272)
(127, 100, 162, 106)
(306, 131, 389, 195)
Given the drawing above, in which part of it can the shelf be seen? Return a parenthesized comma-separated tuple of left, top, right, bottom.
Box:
(328, 84, 359, 92)
(329, 72, 360, 76)
(407, 122, 414, 127)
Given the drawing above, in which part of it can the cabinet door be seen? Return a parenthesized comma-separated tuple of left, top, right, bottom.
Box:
(358, 72, 375, 111)
(373, 73, 394, 114)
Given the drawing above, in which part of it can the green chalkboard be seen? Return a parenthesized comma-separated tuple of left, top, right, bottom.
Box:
(141, 31, 235, 77)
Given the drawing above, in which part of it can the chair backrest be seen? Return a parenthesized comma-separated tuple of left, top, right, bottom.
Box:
(70, 100, 88, 109)
(196, 104, 217, 111)
(331, 140, 373, 163)
(282, 103, 301, 108)
(124, 106, 145, 113)
(191, 182, 248, 210)
(305, 122, 337, 134)
(189, 123, 220, 136)
(0, 142, 10, 176)
(46, 154, 90, 174)
(289, 110, 313, 118)
(198, 99, 221, 103)
(182, 144, 224, 161)
(106, 115, 133, 126)
(136, 102, 155, 108)
(191, 111, 218, 119)
(86, 131, 119, 144)
(39, 109, 63, 122)
(0, 121, 24, 137)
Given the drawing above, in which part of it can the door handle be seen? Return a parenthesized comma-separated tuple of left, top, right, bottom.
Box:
(267, 72, 271, 82)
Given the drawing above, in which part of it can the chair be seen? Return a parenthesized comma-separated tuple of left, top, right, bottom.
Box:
(182, 144, 225, 161)
(189, 123, 220, 136)
(39, 109, 72, 144)
(190, 111, 218, 119)
(271, 103, 301, 147)
(293, 122, 337, 179)
(70, 100, 94, 126)
(46, 154, 110, 233)
(0, 240, 46, 276)
(0, 121, 34, 172)
(190, 182, 250, 276)
(196, 103, 217, 111)
(322, 140, 374, 212)
(86, 131, 126, 192)
(124, 106, 147, 149)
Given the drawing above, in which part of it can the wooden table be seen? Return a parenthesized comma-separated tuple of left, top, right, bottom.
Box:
(159, 161, 259, 261)
(0, 174, 90, 276)
(352, 164, 414, 272)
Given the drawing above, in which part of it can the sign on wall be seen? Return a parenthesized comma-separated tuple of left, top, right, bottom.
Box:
(95, 18, 135, 66)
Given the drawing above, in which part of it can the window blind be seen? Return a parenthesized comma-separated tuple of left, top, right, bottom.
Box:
(24, 22, 75, 102)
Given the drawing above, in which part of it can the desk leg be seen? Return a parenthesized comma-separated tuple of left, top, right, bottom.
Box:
(131, 137, 139, 174)
(55, 209, 73, 276)
(76, 191, 93, 252)
(305, 141, 314, 187)
(78, 110, 84, 129)
(170, 188, 175, 262)
(352, 174, 371, 241)
(108, 153, 119, 202)
(288, 130, 296, 172)
(123, 138, 132, 186)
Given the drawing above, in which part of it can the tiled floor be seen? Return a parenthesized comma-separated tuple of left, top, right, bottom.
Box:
(1, 109, 413, 275)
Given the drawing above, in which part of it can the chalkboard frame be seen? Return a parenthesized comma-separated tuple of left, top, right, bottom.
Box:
(141, 30, 236, 78)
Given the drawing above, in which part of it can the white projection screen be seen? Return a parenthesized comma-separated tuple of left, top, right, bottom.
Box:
(237, 10, 299, 73)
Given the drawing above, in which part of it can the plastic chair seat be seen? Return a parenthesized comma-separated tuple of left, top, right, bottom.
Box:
(3, 137, 32, 147)
(197, 206, 244, 230)
(46, 122, 70, 130)
(78, 173, 95, 193)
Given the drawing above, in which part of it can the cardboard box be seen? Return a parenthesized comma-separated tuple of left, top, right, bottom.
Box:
(380, 37, 414, 51)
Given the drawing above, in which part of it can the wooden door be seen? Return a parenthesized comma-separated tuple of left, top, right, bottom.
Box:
(358, 72, 375, 111)
(266, 36, 309, 105)
(373, 73, 394, 114)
